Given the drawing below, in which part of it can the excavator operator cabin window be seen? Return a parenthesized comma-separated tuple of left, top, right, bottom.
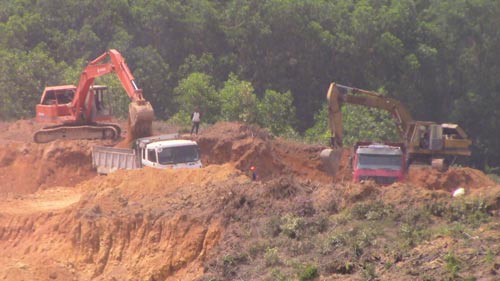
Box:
(43, 91, 57, 105)
(57, 90, 74, 104)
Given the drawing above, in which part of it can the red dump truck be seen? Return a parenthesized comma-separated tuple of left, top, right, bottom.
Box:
(352, 142, 406, 185)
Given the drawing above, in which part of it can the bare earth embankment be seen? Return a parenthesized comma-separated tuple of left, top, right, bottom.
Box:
(0, 120, 498, 280)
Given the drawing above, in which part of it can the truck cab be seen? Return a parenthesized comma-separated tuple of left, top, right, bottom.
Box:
(140, 139, 202, 169)
(352, 142, 405, 185)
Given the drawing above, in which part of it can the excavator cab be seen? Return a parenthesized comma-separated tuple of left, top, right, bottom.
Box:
(87, 85, 113, 122)
(408, 121, 471, 171)
(40, 87, 75, 105)
(36, 85, 77, 123)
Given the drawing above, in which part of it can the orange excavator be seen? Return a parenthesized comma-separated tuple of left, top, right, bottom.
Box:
(320, 82, 472, 175)
(34, 49, 154, 143)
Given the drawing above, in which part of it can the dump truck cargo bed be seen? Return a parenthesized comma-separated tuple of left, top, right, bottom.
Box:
(92, 146, 140, 174)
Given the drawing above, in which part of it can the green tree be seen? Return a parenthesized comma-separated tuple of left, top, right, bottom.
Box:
(305, 102, 400, 146)
(257, 89, 297, 136)
(0, 45, 66, 119)
(341, 105, 400, 146)
(304, 104, 330, 145)
(173, 72, 219, 124)
(94, 75, 131, 119)
(129, 46, 172, 119)
(219, 73, 258, 123)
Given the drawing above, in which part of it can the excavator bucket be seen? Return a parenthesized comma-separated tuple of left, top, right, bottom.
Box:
(320, 148, 342, 176)
(128, 101, 154, 140)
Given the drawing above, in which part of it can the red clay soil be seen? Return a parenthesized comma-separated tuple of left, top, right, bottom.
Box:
(408, 166, 495, 191)
(0, 141, 96, 194)
(0, 120, 498, 280)
(0, 164, 245, 280)
(2, 120, 492, 194)
(194, 122, 333, 183)
(0, 119, 45, 144)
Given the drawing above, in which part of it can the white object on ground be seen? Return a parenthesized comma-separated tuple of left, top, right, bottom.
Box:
(452, 187, 465, 197)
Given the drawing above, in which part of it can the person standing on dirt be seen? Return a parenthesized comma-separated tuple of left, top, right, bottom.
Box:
(190, 107, 201, 135)
(250, 166, 257, 181)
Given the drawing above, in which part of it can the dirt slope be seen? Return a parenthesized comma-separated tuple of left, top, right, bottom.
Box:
(408, 165, 495, 191)
(0, 120, 498, 281)
(194, 122, 332, 183)
(0, 141, 95, 194)
(0, 165, 238, 280)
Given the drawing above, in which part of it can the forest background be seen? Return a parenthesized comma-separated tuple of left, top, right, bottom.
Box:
(0, 0, 498, 170)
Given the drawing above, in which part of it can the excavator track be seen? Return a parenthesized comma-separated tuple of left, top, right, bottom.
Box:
(33, 123, 121, 143)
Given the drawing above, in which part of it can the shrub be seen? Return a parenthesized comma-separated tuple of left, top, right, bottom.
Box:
(221, 253, 248, 277)
(446, 198, 490, 226)
(266, 216, 282, 237)
(361, 262, 377, 280)
(280, 214, 305, 239)
(427, 197, 490, 226)
(320, 231, 346, 255)
(444, 252, 461, 278)
(311, 215, 329, 234)
(297, 264, 318, 281)
(264, 247, 280, 267)
(269, 269, 291, 281)
(248, 241, 268, 258)
(344, 226, 378, 258)
(351, 201, 391, 220)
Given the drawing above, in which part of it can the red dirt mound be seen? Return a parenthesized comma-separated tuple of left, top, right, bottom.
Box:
(0, 119, 44, 144)
(195, 122, 332, 183)
(0, 164, 246, 281)
(408, 166, 495, 191)
(0, 141, 96, 194)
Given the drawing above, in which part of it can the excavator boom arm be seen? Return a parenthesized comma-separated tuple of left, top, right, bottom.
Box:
(71, 49, 145, 120)
(326, 83, 343, 148)
(326, 83, 414, 147)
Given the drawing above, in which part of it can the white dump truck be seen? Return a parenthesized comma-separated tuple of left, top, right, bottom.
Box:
(92, 133, 202, 174)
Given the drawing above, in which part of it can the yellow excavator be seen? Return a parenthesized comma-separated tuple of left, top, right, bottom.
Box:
(320, 82, 472, 175)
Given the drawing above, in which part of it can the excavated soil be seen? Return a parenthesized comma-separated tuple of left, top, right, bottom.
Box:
(408, 166, 495, 191)
(0, 165, 238, 281)
(0, 120, 498, 280)
(194, 122, 332, 183)
(0, 119, 45, 144)
(0, 141, 95, 194)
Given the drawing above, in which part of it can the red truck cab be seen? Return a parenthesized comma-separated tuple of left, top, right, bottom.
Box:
(352, 142, 406, 185)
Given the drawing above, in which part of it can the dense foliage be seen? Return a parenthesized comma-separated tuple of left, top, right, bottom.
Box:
(0, 0, 498, 168)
